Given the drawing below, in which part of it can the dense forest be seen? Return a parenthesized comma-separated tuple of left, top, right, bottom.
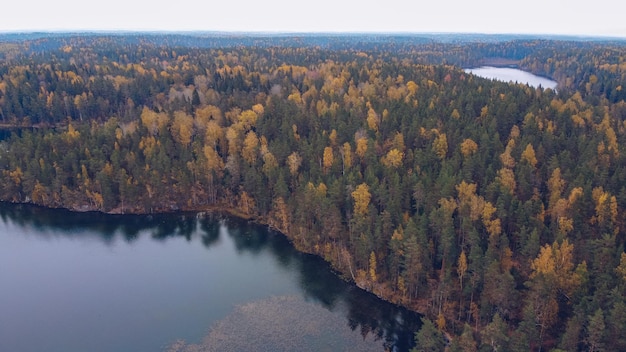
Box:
(2, 34, 626, 351)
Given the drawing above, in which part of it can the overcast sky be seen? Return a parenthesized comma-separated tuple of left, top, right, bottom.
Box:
(2, 0, 625, 38)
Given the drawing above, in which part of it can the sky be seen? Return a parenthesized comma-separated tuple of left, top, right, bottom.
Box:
(2, 0, 625, 38)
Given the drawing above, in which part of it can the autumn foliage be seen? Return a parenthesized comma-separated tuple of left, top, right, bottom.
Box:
(1, 35, 626, 351)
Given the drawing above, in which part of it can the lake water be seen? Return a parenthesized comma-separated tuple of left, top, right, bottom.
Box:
(465, 66, 557, 90)
(0, 128, 15, 141)
(0, 203, 421, 352)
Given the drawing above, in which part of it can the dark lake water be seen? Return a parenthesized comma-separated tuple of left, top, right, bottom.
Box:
(0, 127, 33, 140)
(0, 128, 14, 141)
(0, 203, 421, 352)
(465, 66, 558, 90)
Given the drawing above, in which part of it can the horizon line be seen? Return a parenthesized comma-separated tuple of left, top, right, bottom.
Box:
(0, 29, 625, 40)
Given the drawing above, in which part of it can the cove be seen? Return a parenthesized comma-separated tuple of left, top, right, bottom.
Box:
(465, 66, 558, 90)
(0, 203, 421, 352)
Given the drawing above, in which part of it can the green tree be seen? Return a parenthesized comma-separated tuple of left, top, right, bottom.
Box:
(480, 313, 509, 352)
(586, 308, 606, 352)
(412, 317, 446, 352)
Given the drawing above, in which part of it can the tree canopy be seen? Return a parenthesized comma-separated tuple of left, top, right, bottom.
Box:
(2, 34, 626, 351)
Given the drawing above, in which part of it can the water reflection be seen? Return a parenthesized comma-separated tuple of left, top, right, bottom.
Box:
(0, 203, 421, 351)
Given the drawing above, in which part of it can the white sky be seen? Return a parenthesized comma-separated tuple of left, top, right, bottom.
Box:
(2, 0, 625, 38)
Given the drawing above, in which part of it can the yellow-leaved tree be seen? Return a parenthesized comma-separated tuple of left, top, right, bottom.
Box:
(531, 239, 581, 293)
(528, 239, 585, 346)
(194, 104, 223, 128)
(241, 131, 259, 164)
(341, 142, 352, 173)
(382, 148, 404, 168)
(287, 152, 302, 176)
(521, 143, 538, 167)
(352, 183, 371, 216)
(369, 251, 377, 283)
(432, 133, 448, 160)
(323, 146, 334, 174)
(366, 103, 379, 132)
(140, 106, 169, 136)
(203, 145, 224, 174)
(171, 111, 194, 146)
(460, 138, 478, 157)
(356, 137, 368, 160)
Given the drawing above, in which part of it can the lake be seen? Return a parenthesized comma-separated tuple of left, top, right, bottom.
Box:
(465, 66, 557, 90)
(0, 128, 16, 141)
(0, 203, 421, 352)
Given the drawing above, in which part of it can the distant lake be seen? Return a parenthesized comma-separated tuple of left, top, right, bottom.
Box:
(465, 66, 557, 90)
(0, 127, 36, 141)
(0, 128, 15, 141)
(0, 203, 421, 352)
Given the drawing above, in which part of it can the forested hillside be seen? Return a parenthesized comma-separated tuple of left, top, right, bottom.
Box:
(2, 35, 626, 351)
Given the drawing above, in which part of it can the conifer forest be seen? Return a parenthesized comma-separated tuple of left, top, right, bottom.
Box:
(2, 33, 626, 351)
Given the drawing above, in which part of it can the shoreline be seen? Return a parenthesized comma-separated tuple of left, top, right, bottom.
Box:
(1, 199, 427, 315)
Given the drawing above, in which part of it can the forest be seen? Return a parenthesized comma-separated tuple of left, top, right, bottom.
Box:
(1, 34, 626, 351)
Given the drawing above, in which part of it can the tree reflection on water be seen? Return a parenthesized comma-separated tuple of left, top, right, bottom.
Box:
(0, 203, 422, 351)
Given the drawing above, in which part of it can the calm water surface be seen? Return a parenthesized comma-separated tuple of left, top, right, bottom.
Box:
(465, 66, 558, 90)
(0, 203, 421, 352)
(0, 128, 15, 141)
